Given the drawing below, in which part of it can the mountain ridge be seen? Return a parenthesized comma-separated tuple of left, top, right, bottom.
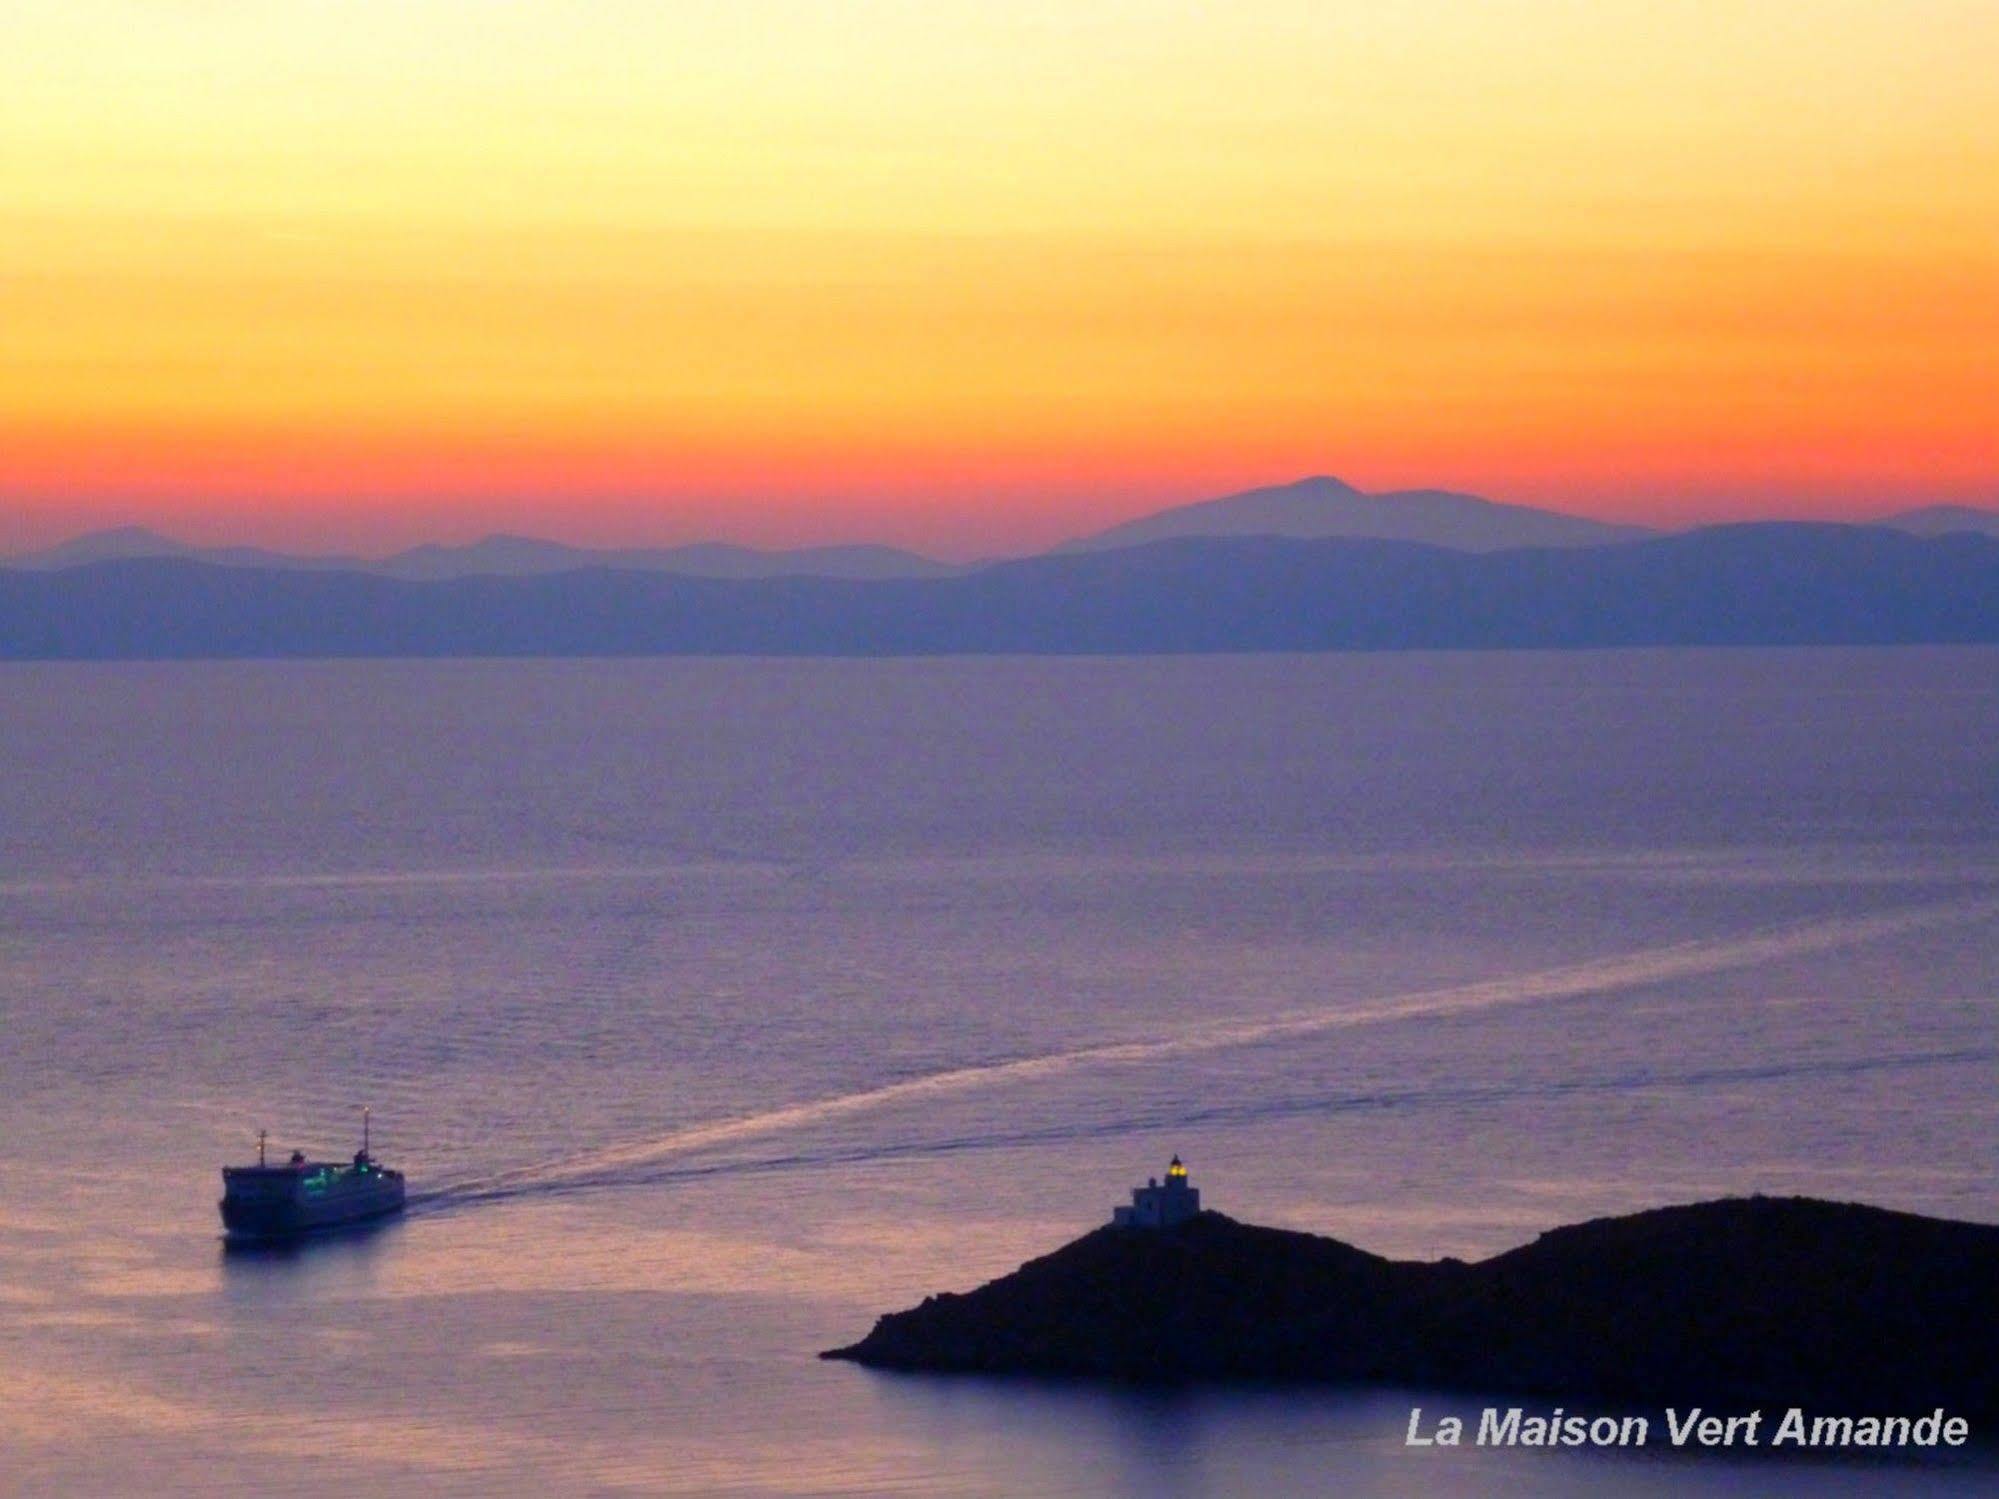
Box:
(1875, 504, 1999, 538)
(2, 523, 1994, 658)
(11, 483, 1993, 574)
(1056, 475, 1656, 552)
(6, 527, 960, 581)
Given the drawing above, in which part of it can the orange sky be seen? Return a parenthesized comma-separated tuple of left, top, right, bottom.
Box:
(4, 1, 1995, 556)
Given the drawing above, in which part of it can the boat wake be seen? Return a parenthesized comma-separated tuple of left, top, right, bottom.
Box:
(418, 894, 1997, 1212)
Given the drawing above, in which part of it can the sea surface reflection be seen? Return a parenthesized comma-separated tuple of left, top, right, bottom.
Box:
(3, 652, 1995, 1494)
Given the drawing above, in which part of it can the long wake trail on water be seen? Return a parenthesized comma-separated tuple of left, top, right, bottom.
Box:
(419, 894, 1997, 1211)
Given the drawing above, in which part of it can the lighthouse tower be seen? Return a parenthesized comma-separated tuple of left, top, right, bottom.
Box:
(1111, 1155, 1201, 1229)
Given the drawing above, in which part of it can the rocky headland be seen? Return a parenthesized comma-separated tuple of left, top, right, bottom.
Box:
(825, 1196, 1998, 1420)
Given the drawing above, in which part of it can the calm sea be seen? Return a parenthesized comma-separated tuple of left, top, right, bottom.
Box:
(2, 651, 1995, 1496)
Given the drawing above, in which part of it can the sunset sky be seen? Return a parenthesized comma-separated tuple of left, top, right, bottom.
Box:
(4, 1, 1995, 556)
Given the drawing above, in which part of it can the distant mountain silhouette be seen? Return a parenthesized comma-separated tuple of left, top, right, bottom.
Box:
(6, 528, 956, 581)
(16, 488, 1991, 577)
(1060, 476, 1655, 552)
(8, 525, 360, 573)
(372, 535, 959, 581)
(15, 524, 189, 567)
(1874, 504, 1999, 539)
(2, 524, 1994, 658)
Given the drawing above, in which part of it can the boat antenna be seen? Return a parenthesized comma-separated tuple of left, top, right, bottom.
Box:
(257, 1128, 267, 1167)
(362, 1106, 371, 1158)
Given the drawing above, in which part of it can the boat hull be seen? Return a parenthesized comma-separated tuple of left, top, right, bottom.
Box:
(220, 1165, 406, 1241)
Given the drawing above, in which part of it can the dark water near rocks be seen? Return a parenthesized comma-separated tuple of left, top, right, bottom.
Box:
(2, 651, 1995, 1495)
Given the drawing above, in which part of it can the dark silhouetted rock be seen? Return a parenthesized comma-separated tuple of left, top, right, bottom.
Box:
(824, 1197, 1999, 1419)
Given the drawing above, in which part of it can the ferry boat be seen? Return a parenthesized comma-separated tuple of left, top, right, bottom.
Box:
(220, 1111, 405, 1241)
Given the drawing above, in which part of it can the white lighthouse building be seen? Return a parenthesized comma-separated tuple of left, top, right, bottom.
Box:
(1112, 1155, 1201, 1229)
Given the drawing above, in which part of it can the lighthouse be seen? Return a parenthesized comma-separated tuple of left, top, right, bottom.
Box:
(1111, 1155, 1201, 1229)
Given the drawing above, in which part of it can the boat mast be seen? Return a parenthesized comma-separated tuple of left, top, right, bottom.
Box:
(362, 1106, 370, 1158)
(257, 1128, 267, 1167)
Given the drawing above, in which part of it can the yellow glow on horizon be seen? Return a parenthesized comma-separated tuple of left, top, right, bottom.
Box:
(4, 1, 1996, 551)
